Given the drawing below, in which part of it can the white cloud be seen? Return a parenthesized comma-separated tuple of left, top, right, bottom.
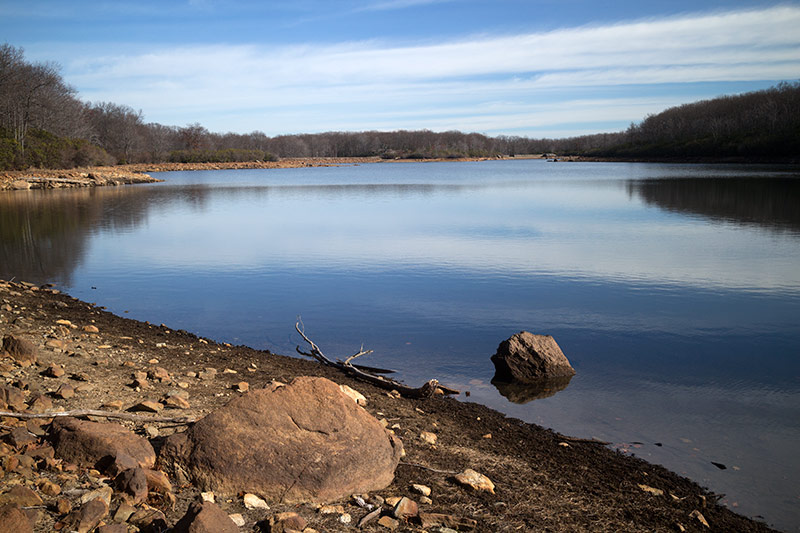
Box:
(60, 5, 800, 135)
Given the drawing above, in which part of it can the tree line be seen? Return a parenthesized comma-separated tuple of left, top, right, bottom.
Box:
(1, 43, 797, 170)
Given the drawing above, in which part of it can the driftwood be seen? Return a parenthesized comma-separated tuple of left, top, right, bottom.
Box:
(295, 321, 459, 399)
(0, 409, 196, 424)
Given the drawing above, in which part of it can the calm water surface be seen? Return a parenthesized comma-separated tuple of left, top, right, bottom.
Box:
(2, 160, 799, 531)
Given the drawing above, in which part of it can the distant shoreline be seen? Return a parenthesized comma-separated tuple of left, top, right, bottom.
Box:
(3, 154, 797, 191)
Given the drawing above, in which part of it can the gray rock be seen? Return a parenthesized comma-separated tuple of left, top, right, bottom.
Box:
(491, 331, 575, 383)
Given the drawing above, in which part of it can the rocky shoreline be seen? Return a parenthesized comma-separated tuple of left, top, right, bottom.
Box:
(0, 279, 777, 532)
(0, 157, 501, 192)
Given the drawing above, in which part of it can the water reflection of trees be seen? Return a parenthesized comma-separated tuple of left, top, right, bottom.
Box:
(0, 185, 213, 285)
(628, 177, 800, 233)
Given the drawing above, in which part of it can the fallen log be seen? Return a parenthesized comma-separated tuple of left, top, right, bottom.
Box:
(294, 321, 459, 399)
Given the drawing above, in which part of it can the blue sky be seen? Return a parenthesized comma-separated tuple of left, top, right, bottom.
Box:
(2, 0, 799, 138)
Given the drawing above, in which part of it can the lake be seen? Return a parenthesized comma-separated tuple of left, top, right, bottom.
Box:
(2, 160, 799, 531)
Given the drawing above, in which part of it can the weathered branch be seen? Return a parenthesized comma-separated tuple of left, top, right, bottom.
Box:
(0, 409, 196, 424)
(294, 321, 459, 399)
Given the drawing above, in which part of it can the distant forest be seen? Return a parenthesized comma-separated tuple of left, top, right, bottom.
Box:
(1, 43, 798, 170)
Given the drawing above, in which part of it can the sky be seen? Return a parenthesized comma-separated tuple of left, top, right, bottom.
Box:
(1, 0, 799, 138)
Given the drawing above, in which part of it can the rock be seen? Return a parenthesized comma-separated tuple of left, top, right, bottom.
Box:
(2, 334, 37, 366)
(200, 491, 215, 503)
(79, 485, 113, 507)
(392, 496, 419, 519)
(10, 179, 31, 190)
(50, 417, 156, 470)
(44, 363, 66, 377)
(690, 509, 710, 528)
(411, 483, 431, 497)
(160, 376, 403, 503)
(454, 469, 495, 494)
(163, 395, 191, 409)
(234, 381, 249, 393)
(56, 497, 72, 514)
(491, 331, 575, 383)
(339, 384, 367, 406)
(0, 504, 33, 533)
(101, 399, 124, 411)
(129, 504, 167, 531)
(420, 431, 438, 445)
(243, 492, 269, 510)
(229, 513, 245, 526)
(638, 484, 664, 496)
(113, 501, 136, 522)
(27, 393, 52, 413)
(339, 512, 352, 524)
(37, 479, 61, 496)
(55, 383, 75, 399)
(419, 512, 478, 530)
(172, 500, 239, 533)
(115, 467, 149, 504)
(144, 468, 172, 493)
(377, 515, 399, 530)
(0, 386, 26, 412)
(148, 366, 171, 381)
(0, 485, 43, 507)
(62, 498, 108, 533)
(268, 511, 307, 532)
(130, 400, 163, 413)
(318, 504, 344, 514)
(97, 524, 127, 533)
(82, 325, 99, 333)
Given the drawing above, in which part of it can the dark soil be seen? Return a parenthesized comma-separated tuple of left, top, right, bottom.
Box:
(0, 279, 778, 532)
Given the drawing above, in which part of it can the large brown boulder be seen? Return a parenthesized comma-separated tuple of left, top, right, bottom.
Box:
(50, 417, 156, 471)
(159, 376, 403, 504)
(491, 331, 575, 383)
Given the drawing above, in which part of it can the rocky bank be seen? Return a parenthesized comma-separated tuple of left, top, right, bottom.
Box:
(0, 279, 779, 532)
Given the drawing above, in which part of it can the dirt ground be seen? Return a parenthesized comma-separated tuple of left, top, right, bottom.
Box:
(0, 278, 778, 532)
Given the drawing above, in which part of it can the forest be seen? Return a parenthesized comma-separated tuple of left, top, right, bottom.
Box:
(1, 43, 798, 170)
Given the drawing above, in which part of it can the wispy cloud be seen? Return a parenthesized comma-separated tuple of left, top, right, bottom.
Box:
(61, 5, 800, 135)
(356, 0, 455, 11)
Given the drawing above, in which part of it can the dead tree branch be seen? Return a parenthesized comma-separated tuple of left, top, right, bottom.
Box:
(294, 321, 459, 399)
(0, 409, 196, 424)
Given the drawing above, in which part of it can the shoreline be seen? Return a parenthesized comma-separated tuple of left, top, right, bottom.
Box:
(0, 279, 777, 532)
(0, 156, 501, 192)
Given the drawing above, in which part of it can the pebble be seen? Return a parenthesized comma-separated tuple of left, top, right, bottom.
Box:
(339, 513, 352, 524)
(229, 513, 245, 526)
(130, 400, 163, 413)
(454, 469, 495, 494)
(201, 491, 215, 503)
(420, 431, 438, 445)
(243, 492, 269, 510)
(378, 516, 400, 530)
(411, 483, 431, 497)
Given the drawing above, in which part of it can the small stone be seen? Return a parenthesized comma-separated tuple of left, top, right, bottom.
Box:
(419, 496, 432, 505)
(149, 366, 171, 381)
(115, 467, 149, 504)
(130, 400, 163, 413)
(56, 497, 73, 514)
(64, 498, 108, 533)
(638, 484, 664, 496)
(339, 384, 367, 406)
(483, 433, 492, 439)
(229, 513, 245, 526)
(269, 511, 306, 532)
(223, 368, 237, 374)
(339, 513, 352, 524)
(318, 504, 344, 515)
(82, 325, 99, 333)
(148, 358, 159, 364)
(385, 496, 402, 507)
(113, 501, 136, 522)
(689, 509, 710, 528)
(101, 399, 124, 411)
(55, 383, 75, 399)
(129, 505, 167, 531)
(79, 486, 113, 507)
(411, 483, 431, 497)
(144, 469, 172, 493)
(177, 381, 190, 389)
(378, 515, 400, 530)
(201, 491, 215, 503)
(392, 496, 419, 519)
(71, 372, 91, 382)
(45, 363, 66, 377)
(145, 425, 160, 438)
(243, 492, 269, 510)
(163, 394, 191, 409)
(55, 319, 73, 327)
(419, 431, 437, 445)
(235, 381, 249, 393)
(454, 469, 495, 494)
(38, 479, 62, 496)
